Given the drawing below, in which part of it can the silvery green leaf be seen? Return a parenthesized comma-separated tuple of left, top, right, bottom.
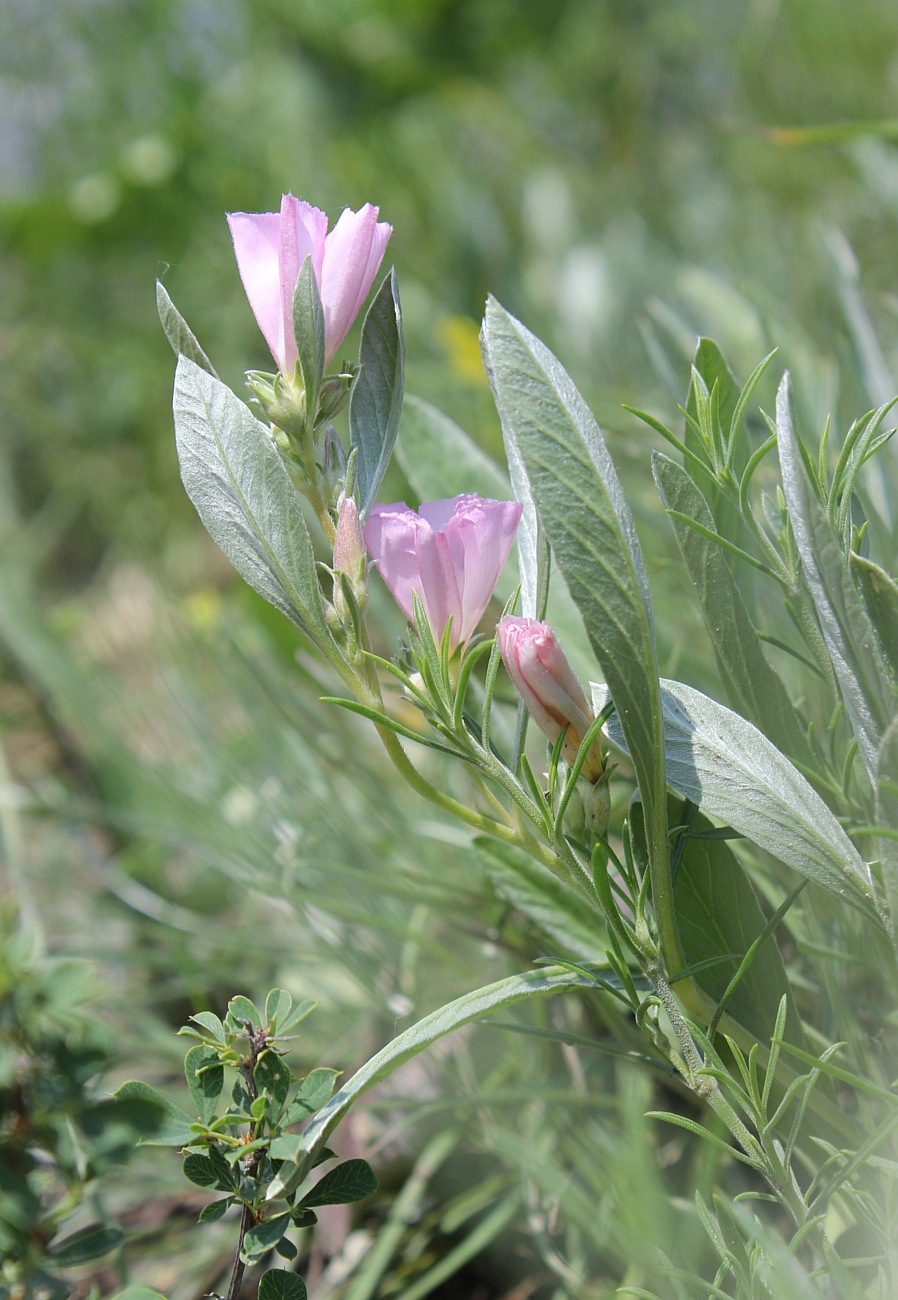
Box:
(595, 677, 875, 911)
(776, 373, 897, 780)
(266, 964, 601, 1200)
(350, 269, 405, 516)
(653, 451, 815, 770)
(173, 357, 332, 647)
(157, 280, 216, 376)
(850, 551, 898, 681)
(292, 256, 324, 417)
(481, 298, 672, 958)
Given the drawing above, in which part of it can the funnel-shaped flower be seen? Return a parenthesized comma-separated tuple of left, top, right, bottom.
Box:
(227, 195, 392, 373)
(365, 495, 522, 652)
(498, 616, 604, 783)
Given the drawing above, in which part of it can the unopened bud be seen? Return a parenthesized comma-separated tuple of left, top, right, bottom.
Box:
(333, 497, 368, 619)
(498, 616, 604, 783)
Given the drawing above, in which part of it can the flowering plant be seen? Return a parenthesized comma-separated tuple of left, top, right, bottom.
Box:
(154, 195, 898, 1295)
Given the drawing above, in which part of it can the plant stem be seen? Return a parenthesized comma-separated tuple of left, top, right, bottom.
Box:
(226, 1206, 251, 1300)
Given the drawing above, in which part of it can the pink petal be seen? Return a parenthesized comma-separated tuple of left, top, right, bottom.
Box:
(442, 497, 522, 643)
(277, 195, 328, 373)
(320, 204, 392, 365)
(227, 210, 286, 370)
(363, 503, 423, 626)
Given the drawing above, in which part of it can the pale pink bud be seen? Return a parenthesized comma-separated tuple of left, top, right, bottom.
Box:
(333, 497, 366, 580)
(498, 616, 604, 783)
(364, 495, 522, 652)
(227, 195, 392, 373)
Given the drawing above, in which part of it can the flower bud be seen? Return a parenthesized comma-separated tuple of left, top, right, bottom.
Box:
(498, 616, 604, 784)
(333, 497, 366, 585)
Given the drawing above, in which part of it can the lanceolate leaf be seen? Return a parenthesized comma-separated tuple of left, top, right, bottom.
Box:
(292, 256, 325, 417)
(631, 801, 800, 1045)
(596, 677, 875, 912)
(266, 964, 601, 1200)
(157, 280, 217, 376)
(350, 269, 405, 516)
(850, 551, 898, 680)
(481, 298, 674, 968)
(653, 452, 815, 770)
(173, 357, 333, 648)
(776, 373, 898, 780)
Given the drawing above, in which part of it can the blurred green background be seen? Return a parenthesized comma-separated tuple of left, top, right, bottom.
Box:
(3, 0, 898, 1293)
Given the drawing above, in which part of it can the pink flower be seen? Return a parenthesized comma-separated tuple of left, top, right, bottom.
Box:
(364, 495, 522, 652)
(498, 617, 604, 782)
(227, 195, 392, 373)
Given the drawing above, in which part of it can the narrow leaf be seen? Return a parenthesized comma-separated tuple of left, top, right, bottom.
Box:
(267, 964, 602, 1199)
(292, 255, 325, 416)
(157, 280, 216, 375)
(653, 452, 815, 769)
(481, 298, 674, 967)
(350, 269, 405, 516)
(632, 801, 799, 1045)
(850, 551, 898, 679)
(597, 677, 875, 911)
(173, 357, 333, 646)
(777, 373, 897, 779)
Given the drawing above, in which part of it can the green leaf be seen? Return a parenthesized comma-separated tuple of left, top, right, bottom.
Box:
(269, 1133, 304, 1162)
(157, 280, 216, 376)
(183, 1011, 227, 1045)
(242, 1213, 292, 1261)
(277, 997, 318, 1035)
(632, 802, 799, 1045)
(690, 338, 739, 441)
(292, 256, 325, 417)
(227, 994, 262, 1030)
(776, 373, 898, 780)
(850, 551, 898, 680)
(255, 1050, 292, 1111)
(474, 837, 602, 960)
(597, 678, 876, 912)
(653, 451, 815, 769)
(258, 1270, 307, 1300)
(113, 1081, 195, 1147)
(267, 964, 601, 1200)
(481, 298, 674, 968)
(182, 1149, 237, 1191)
(50, 1222, 124, 1264)
(184, 1045, 224, 1124)
(265, 988, 293, 1033)
(172, 357, 333, 648)
(298, 1158, 377, 1208)
(350, 269, 405, 516)
(198, 1197, 233, 1223)
(282, 1067, 340, 1126)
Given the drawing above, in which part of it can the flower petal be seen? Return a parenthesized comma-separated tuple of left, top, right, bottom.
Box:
(320, 204, 392, 364)
(227, 210, 286, 370)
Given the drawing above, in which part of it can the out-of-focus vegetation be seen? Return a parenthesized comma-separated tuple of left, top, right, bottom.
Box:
(3, 0, 898, 1294)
